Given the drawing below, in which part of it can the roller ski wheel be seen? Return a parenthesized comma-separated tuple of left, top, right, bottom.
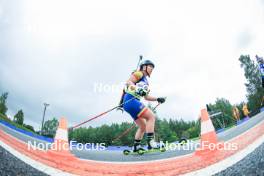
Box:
(123, 148, 146, 155)
(160, 147, 166, 152)
(179, 138, 188, 145)
(123, 150, 131, 155)
(137, 148, 145, 155)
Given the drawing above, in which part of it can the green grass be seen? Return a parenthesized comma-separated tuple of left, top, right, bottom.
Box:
(0, 113, 36, 133)
(0, 113, 10, 121)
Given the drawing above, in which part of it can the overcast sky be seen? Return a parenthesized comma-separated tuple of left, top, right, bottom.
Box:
(0, 0, 264, 131)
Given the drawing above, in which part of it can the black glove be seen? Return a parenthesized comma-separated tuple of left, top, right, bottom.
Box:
(157, 97, 166, 104)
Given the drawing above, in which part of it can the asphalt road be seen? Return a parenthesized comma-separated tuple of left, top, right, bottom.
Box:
(0, 145, 48, 176)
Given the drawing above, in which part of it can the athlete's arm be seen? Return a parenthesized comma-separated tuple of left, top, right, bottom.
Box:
(126, 75, 137, 90)
(125, 71, 143, 90)
(144, 95, 157, 101)
(145, 96, 166, 104)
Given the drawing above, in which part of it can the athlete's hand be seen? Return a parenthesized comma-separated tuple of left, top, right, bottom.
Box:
(136, 88, 147, 96)
(135, 82, 149, 96)
(157, 97, 166, 104)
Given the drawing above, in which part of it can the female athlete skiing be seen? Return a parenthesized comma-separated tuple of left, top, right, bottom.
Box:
(122, 60, 166, 152)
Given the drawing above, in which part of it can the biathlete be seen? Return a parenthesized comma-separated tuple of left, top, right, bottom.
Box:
(256, 55, 264, 88)
(120, 60, 166, 152)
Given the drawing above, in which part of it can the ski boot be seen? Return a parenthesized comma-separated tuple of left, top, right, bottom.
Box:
(147, 139, 166, 152)
(123, 144, 145, 155)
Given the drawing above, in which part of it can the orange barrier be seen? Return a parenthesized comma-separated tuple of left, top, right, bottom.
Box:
(195, 108, 223, 156)
(47, 118, 77, 166)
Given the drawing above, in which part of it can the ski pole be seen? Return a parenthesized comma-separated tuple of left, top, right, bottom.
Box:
(112, 123, 137, 143)
(70, 97, 137, 130)
(153, 103, 161, 110)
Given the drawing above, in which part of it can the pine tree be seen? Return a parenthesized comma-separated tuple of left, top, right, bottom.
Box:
(239, 55, 264, 115)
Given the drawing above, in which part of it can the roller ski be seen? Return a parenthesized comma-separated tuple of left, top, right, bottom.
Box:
(123, 139, 166, 155)
(123, 147, 146, 155)
(146, 139, 166, 153)
(123, 148, 166, 155)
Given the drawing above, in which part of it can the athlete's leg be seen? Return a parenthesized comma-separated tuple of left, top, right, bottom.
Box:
(132, 118, 146, 152)
(123, 94, 158, 150)
(134, 118, 146, 140)
(139, 108, 155, 133)
(139, 108, 161, 149)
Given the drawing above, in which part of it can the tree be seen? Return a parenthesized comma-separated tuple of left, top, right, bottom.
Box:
(207, 98, 235, 129)
(0, 92, 8, 115)
(13, 110, 24, 125)
(42, 118, 59, 137)
(239, 55, 264, 115)
(187, 124, 200, 139)
(68, 114, 200, 145)
(23, 124, 35, 132)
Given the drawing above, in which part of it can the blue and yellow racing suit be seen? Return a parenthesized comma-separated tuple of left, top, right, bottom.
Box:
(123, 71, 149, 120)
